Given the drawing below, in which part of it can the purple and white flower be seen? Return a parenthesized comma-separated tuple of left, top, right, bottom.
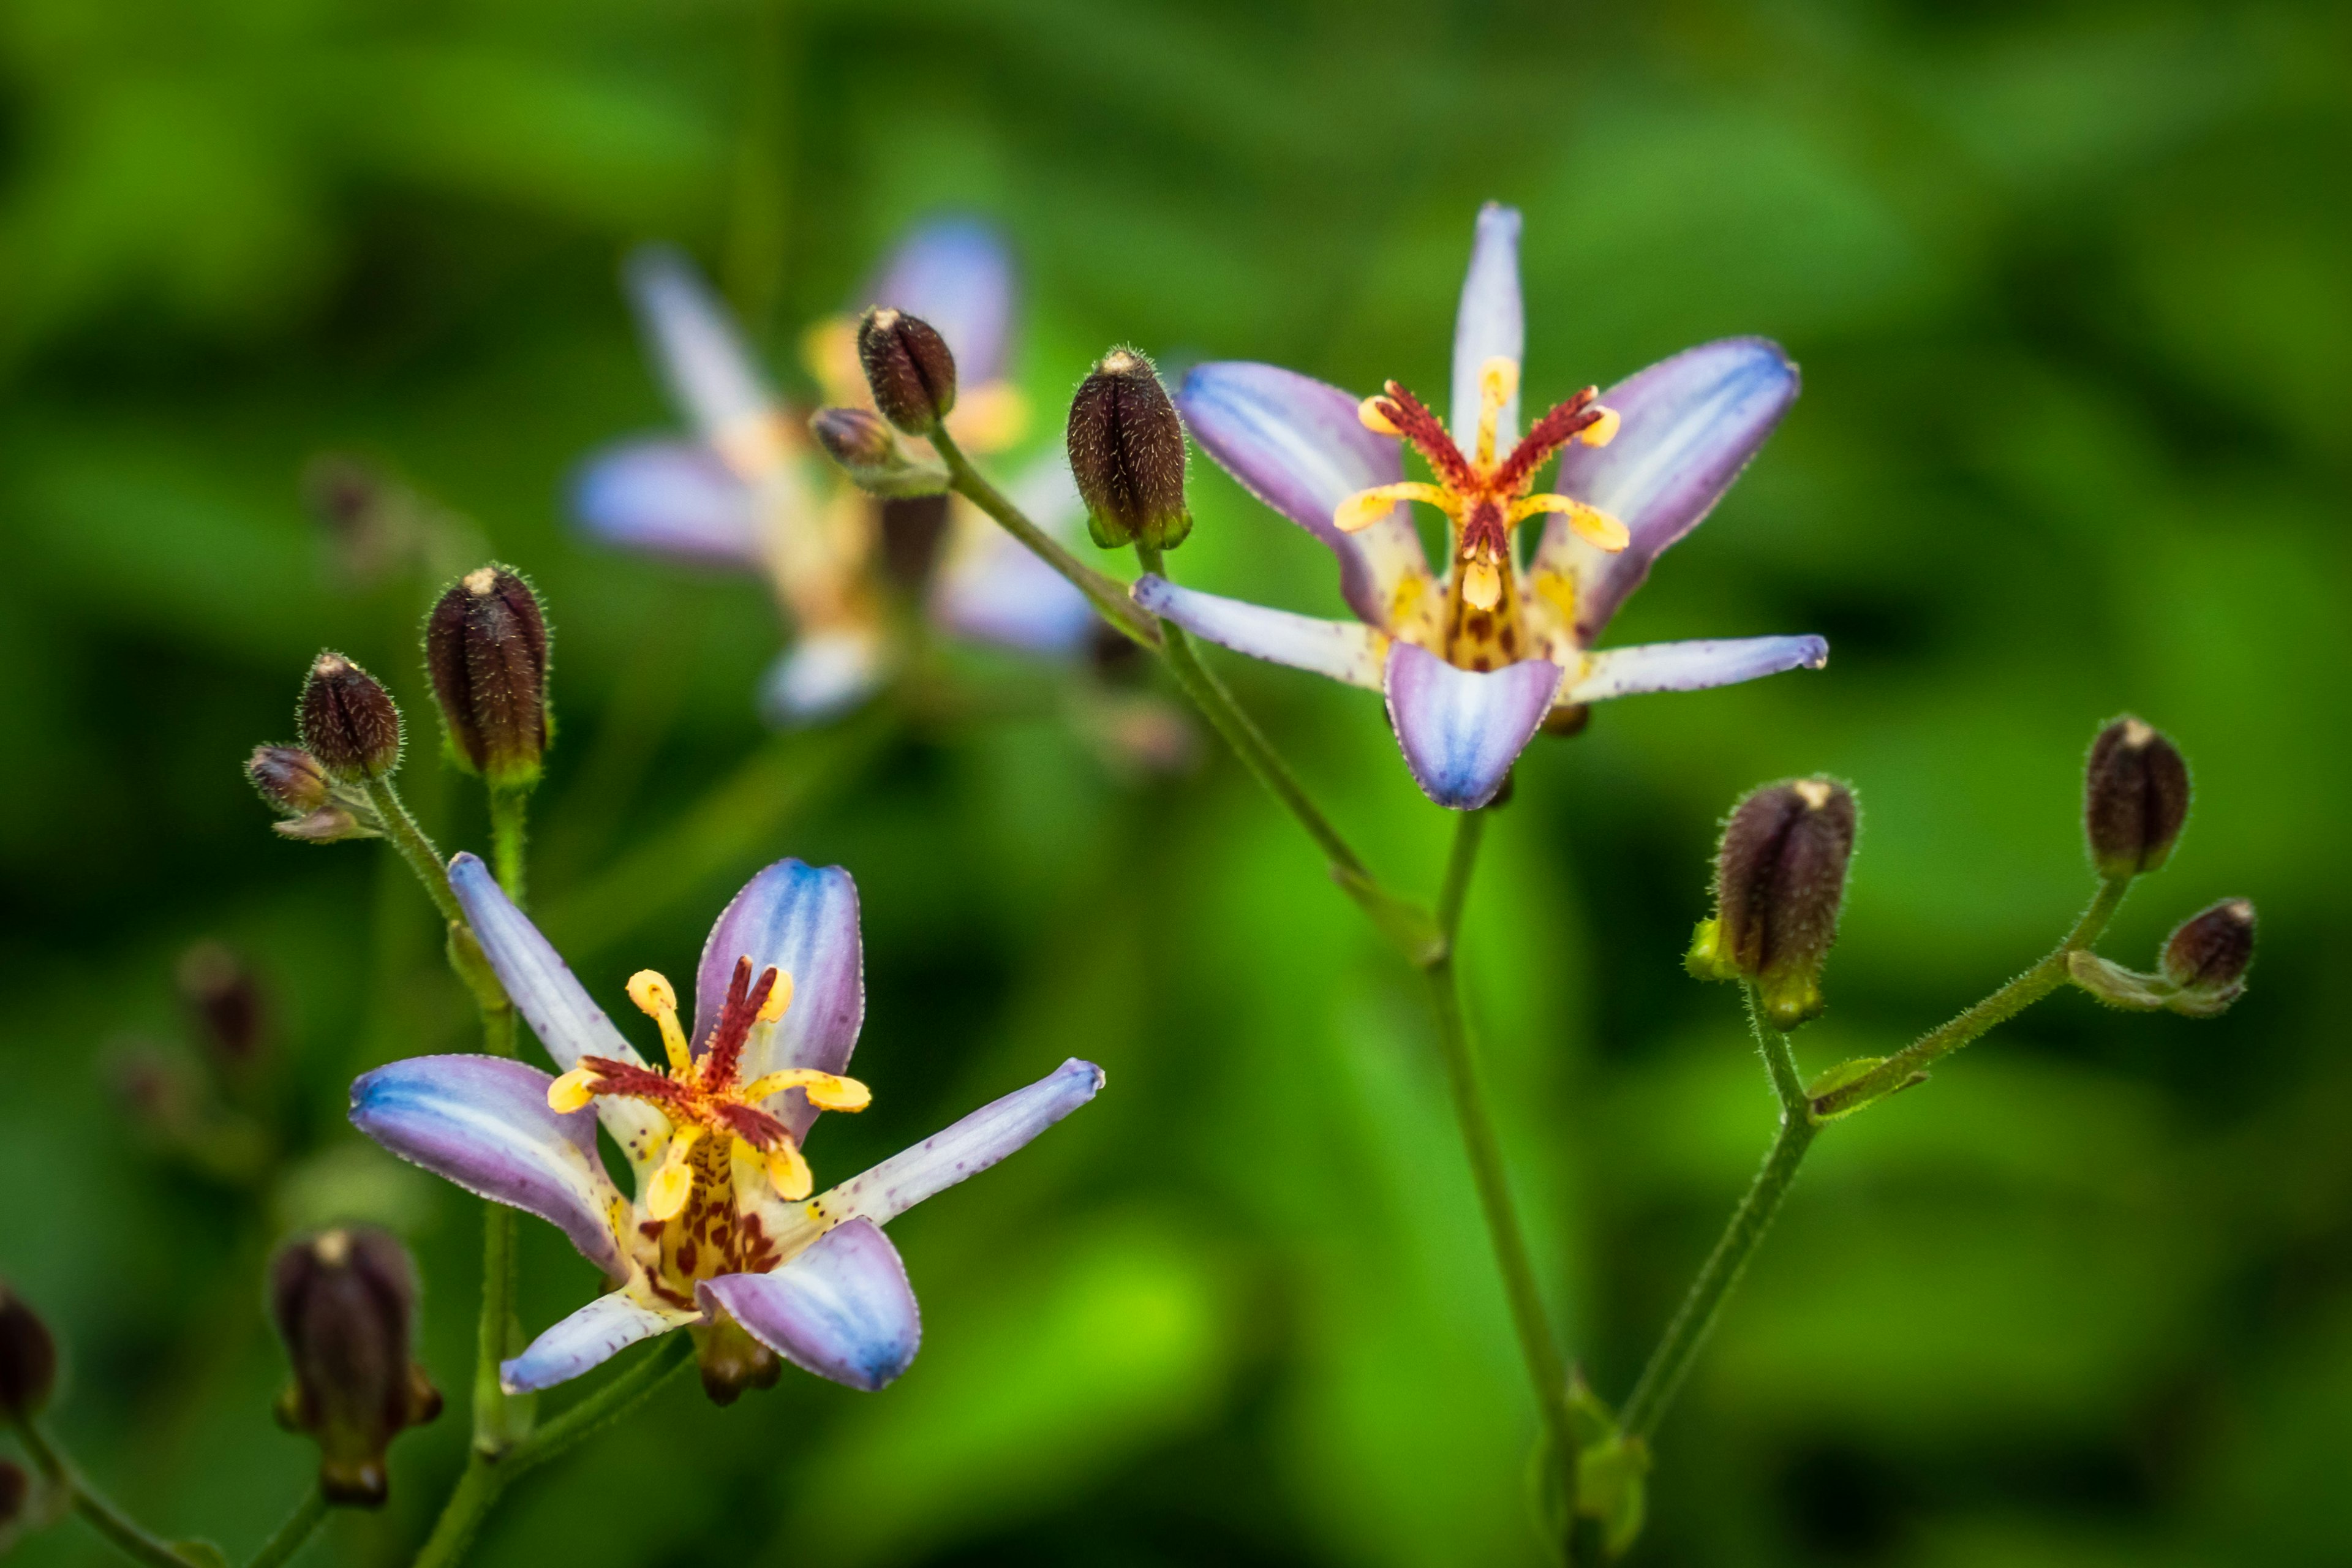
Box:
(571, 219, 1095, 725)
(350, 851, 1101, 1399)
(1149, 202, 1827, 809)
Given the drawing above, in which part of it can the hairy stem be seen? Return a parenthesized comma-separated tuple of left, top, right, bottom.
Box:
(932, 426, 1161, 646)
(486, 786, 530, 909)
(11, 1416, 198, 1568)
(361, 779, 467, 930)
(244, 1485, 328, 1568)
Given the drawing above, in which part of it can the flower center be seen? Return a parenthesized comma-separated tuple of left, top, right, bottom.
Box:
(1337, 358, 1630, 671)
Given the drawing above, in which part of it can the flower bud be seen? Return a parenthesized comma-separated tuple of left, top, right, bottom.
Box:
(178, 941, 267, 1067)
(270, 1227, 441, 1506)
(249, 745, 330, 815)
(0, 1457, 26, 1531)
(809, 407, 951, 499)
(425, 566, 550, 788)
(857, 307, 957, 433)
(1067, 348, 1192, 551)
(2084, 716, 2190, 878)
(2161, 898, 2255, 1012)
(298, 653, 401, 781)
(1687, 777, 1858, 1030)
(0, 1283, 59, 1420)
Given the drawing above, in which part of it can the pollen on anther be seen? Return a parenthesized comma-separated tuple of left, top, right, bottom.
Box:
(757, 972, 793, 1023)
(626, 970, 677, 1019)
(1578, 406, 1621, 447)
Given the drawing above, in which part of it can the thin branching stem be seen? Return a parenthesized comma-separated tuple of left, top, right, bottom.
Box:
(244, 1485, 328, 1568)
(11, 1416, 199, 1568)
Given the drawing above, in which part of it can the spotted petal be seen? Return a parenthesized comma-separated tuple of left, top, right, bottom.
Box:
(1561, 635, 1827, 704)
(822, 1058, 1103, 1231)
(447, 853, 669, 1171)
(625, 244, 779, 447)
(1384, 643, 1560, 810)
(864, 218, 1016, 387)
(1132, 575, 1385, 690)
(695, 858, 864, 1139)
(350, 1054, 627, 1279)
(571, 439, 761, 570)
(1177, 362, 1434, 632)
(500, 1290, 692, 1395)
(1450, 203, 1525, 451)
(1537, 337, 1801, 644)
(700, 1219, 919, 1392)
(756, 627, 892, 728)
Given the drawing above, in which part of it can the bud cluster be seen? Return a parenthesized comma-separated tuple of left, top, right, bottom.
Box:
(247, 744, 380, 842)
(1688, 777, 1858, 1030)
(425, 565, 551, 788)
(270, 1227, 441, 1506)
(809, 406, 951, 499)
(1068, 349, 1192, 551)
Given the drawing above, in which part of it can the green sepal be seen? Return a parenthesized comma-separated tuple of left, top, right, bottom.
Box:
(1684, 918, 1740, 983)
(2065, 950, 2171, 1011)
(1086, 508, 1136, 549)
(1333, 867, 1444, 967)
(1577, 1432, 1651, 1558)
(1758, 968, 1826, 1031)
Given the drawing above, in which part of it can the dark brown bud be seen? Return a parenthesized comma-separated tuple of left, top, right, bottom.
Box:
(178, 941, 266, 1066)
(809, 407, 950, 499)
(270, 1228, 441, 1507)
(1689, 777, 1858, 1029)
(0, 1457, 27, 1529)
(425, 565, 549, 787)
(298, 653, 401, 781)
(695, 1311, 782, 1406)
(2085, 716, 2190, 878)
(248, 745, 330, 815)
(2162, 898, 2256, 995)
(878, 496, 952, 589)
(1067, 348, 1191, 551)
(0, 1283, 59, 1420)
(857, 307, 957, 432)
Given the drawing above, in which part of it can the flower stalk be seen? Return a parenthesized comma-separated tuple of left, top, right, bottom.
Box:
(244, 1485, 328, 1568)
(8, 1415, 195, 1568)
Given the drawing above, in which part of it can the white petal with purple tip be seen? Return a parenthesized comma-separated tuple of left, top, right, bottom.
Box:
(500, 1290, 692, 1395)
(1177, 362, 1433, 631)
(625, 246, 778, 445)
(571, 439, 762, 570)
(1450, 203, 1524, 450)
(1131, 575, 1386, 690)
(694, 858, 864, 1138)
(1561, 635, 1827, 704)
(1383, 644, 1561, 811)
(700, 1220, 919, 1392)
(349, 1055, 627, 1279)
(864, 219, 1016, 387)
(1539, 337, 1800, 643)
(823, 1058, 1104, 1231)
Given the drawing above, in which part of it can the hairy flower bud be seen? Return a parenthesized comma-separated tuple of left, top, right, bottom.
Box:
(1688, 777, 1858, 1029)
(2084, 716, 2190, 878)
(425, 566, 550, 788)
(2162, 898, 2255, 1011)
(809, 407, 951, 499)
(1067, 348, 1192, 551)
(0, 1283, 59, 1420)
(178, 941, 267, 1067)
(270, 1228, 442, 1506)
(249, 745, 330, 815)
(298, 653, 401, 781)
(857, 307, 957, 433)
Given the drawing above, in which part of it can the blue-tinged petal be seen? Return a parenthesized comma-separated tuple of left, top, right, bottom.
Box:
(1177, 362, 1433, 631)
(500, 1291, 692, 1395)
(625, 245, 780, 453)
(695, 858, 864, 1138)
(1450, 203, 1525, 450)
(571, 439, 761, 570)
(699, 1219, 918, 1392)
(1561, 635, 1827, 704)
(863, 218, 1016, 387)
(822, 1059, 1103, 1229)
(1537, 337, 1800, 643)
(447, 853, 670, 1172)
(1133, 575, 1385, 690)
(350, 1055, 627, 1279)
(755, 627, 892, 728)
(1383, 643, 1560, 811)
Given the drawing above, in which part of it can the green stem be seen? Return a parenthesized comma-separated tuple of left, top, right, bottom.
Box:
(410, 1336, 693, 1568)
(11, 1417, 197, 1568)
(932, 427, 1161, 647)
(1810, 876, 2131, 1118)
(479, 792, 529, 1453)
(1420, 811, 1578, 1540)
(1618, 992, 1816, 1441)
(361, 779, 467, 930)
(244, 1485, 328, 1568)
(487, 786, 529, 908)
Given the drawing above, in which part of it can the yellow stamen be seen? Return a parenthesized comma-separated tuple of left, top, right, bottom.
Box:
(740, 1068, 871, 1112)
(1357, 396, 1401, 437)
(1508, 495, 1630, 552)
(627, 970, 693, 1074)
(645, 1126, 703, 1221)
(1461, 559, 1504, 612)
(756, 971, 794, 1024)
(1475, 356, 1519, 470)
(1578, 405, 1621, 447)
(765, 1139, 813, 1202)
(1335, 482, 1458, 533)
(546, 1067, 599, 1114)
(946, 381, 1030, 453)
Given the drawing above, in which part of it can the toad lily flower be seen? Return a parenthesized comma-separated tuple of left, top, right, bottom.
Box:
(350, 852, 1102, 1401)
(573, 219, 1095, 724)
(1149, 202, 1828, 809)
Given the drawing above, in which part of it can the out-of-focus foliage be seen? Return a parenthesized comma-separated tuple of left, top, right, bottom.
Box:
(2, 0, 2346, 1563)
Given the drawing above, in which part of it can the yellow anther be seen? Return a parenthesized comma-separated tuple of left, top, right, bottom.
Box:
(1461, 559, 1504, 612)
(756, 971, 794, 1024)
(741, 1068, 871, 1112)
(1509, 495, 1630, 552)
(645, 1127, 703, 1221)
(1578, 405, 1621, 448)
(1475, 356, 1520, 469)
(546, 1067, 600, 1114)
(1335, 482, 1457, 534)
(765, 1139, 814, 1202)
(1357, 396, 1401, 437)
(627, 969, 693, 1073)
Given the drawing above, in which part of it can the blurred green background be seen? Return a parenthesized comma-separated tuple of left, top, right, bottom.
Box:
(3, 0, 2346, 1563)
